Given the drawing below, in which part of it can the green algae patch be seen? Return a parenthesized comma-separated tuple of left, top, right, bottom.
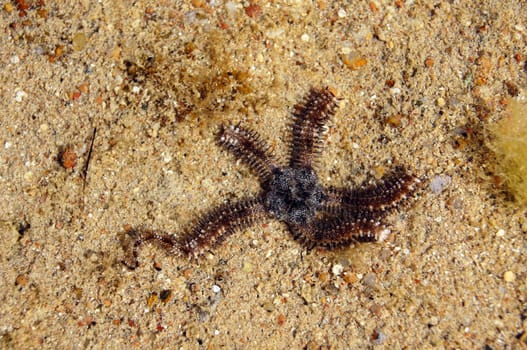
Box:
(490, 99, 527, 206)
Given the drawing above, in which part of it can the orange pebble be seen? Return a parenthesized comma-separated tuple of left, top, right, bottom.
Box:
(60, 146, 76, 169)
(245, 4, 262, 18)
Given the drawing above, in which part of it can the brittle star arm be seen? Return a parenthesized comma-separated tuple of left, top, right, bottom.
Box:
(177, 196, 268, 256)
(288, 87, 339, 168)
(122, 197, 268, 268)
(217, 124, 279, 183)
(321, 166, 419, 215)
(122, 227, 179, 269)
(287, 212, 381, 250)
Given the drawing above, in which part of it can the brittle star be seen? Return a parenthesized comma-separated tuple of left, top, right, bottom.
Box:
(122, 87, 420, 269)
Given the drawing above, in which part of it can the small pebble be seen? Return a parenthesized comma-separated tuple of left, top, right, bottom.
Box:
(338, 8, 347, 18)
(504, 271, 515, 282)
(24, 171, 33, 182)
(10, 55, 19, 64)
(262, 301, 275, 312)
(301, 33, 310, 42)
(72, 32, 88, 51)
(73, 287, 83, 300)
(317, 271, 329, 283)
(225, 2, 238, 17)
(245, 4, 262, 18)
(428, 316, 439, 326)
(161, 153, 172, 163)
(52, 45, 65, 61)
(160, 289, 173, 303)
(60, 146, 77, 169)
(363, 273, 377, 288)
(341, 46, 352, 55)
(15, 274, 28, 287)
(212, 284, 221, 293)
(15, 90, 27, 102)
(371, 327, 387, 345)
(377, 228, 391, 242)
(437, 97, 446, 107)
(196, 307, 210, 323)
(342, 55, 368, 70)
(277, 313, 286, 325)
(332, 264, 343, 276)
(390, 87, 401, 95)
(243, 262, 253, 272)
(385, 114, 402, 128)
(146, 293, 158, 308)
(424, 57, 434, 68)
(430, 175, 451, 194)
(496, 229, 505, 237)
(343, 272, 358, 284)
(370, 303, 382, 317)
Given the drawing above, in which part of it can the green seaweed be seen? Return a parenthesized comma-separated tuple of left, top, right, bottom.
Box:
(489, 99, 527, 205)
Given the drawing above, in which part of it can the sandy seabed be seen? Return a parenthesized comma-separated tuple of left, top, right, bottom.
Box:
(1, 1, 526, 349)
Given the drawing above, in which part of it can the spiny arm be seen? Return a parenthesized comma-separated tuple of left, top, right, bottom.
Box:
(122, 197, 269, 268)
(217, 124, 279, 183)
(322, 167, 420, 216)
(288, 87, 339, 168)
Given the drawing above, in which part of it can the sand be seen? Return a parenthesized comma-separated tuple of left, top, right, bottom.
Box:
(1, 0, 526, 349)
